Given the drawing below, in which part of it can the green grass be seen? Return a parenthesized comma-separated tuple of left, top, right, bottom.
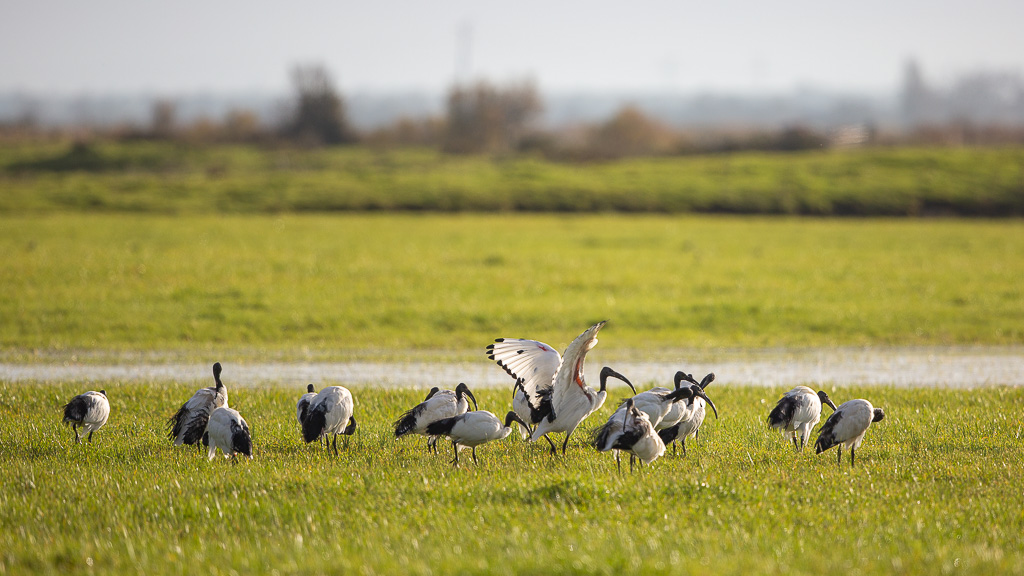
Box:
(2, 142, 1024, 216)
(1, 214, 1022, 358)
(2, 381, 1022, 575)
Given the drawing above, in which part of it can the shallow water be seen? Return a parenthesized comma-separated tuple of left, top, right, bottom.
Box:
(2, 347, 1021, 388)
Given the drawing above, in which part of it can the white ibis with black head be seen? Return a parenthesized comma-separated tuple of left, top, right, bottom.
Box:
(592, 398, 666, 472)
(204, 406, 252, 462)
(302, 385, 357, 455)
(768, 386, 838, 451)
(393, 383, 478, 452)
(62, 390, 110, 444)
(425, 410, 531, 466)
(486, 321, 636, 455)
(814, 399, 885, 467)
(657, 373, 719, 456)
(168, 362, 228, 450)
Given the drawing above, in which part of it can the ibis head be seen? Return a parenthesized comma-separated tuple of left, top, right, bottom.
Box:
(817, 390, 838, 411)
(456, 383, 478, 411)
(599, 366, 637, 395)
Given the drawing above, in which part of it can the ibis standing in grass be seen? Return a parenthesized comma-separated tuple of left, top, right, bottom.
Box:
(296, 384, 325, 447)
(204, 406, 252, 461)
(657, 372, 718, 456)
(302, 385, 357, 455)
(62, 390, 110, 444)
(592, 398, 666, 472)
(425, 410, 531, 466)
(393, 383, 478, 452)
(767, 386, 838, 451)
(168, 362, 228, 450)
(486, 321, 636, 455)
(814, 399, 885, 467)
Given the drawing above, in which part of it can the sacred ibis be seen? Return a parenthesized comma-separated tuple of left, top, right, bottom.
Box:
(425, 410, 531, 466)
(486, 321, 635, 455)
(393, 383, 478, 452)
(814, 399, 885, 467)
(204, 406, 252, 461)
(621, 377, 712, 429)
(61, 390, 110, 444)
(767, 386, 838, 451)
(168, 362, 228, 450)
(657, 373, 718, 456)
(302, 385, 357, 455)
(592, 398, 665, 472)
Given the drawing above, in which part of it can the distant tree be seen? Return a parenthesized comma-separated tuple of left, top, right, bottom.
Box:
(150, 100, 177, 139)
(442, 79, 543, 154)
(282, 64, 355, 146)
(586, 106, 678, 158)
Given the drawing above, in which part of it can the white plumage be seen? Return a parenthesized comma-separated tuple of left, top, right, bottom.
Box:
(656, 372, 718, 456)
(302, 385, 357, 454)
(487, 321, 635, 455)
(62, 390, 110, 444)
(168, 362, 228, 448)
(393, 383, 478, 452)
(767, 386, 838, 451)
(425, 410, 530, 465)
(204, 406, 252, 461)
(592, 398, 665, 472)
(814, 399, 885, 467)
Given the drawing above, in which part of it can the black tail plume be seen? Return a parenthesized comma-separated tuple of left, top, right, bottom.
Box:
(302, 404, 327, 444)
(425, 416, 458, 437)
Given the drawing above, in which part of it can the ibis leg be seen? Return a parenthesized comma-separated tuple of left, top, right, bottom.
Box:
(543, 434, 557, 455)
(672, 441, 677, 456)
(851, 447, 856, 467)
(472, 447, 478, 465)
(450, 440, 460, 466)
(88, 430, 94, 443)
(792, 436, 799, 451)
(629, 454, 635, 473)
(332, 434, 339, 456)
(837, 446, 842, 467)
(682, 438, 687, 457)
(616, 452, 621, 473)
(561, 432, 572, 456)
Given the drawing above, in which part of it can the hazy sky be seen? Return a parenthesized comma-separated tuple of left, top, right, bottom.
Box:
(2, 0, 1022, 95)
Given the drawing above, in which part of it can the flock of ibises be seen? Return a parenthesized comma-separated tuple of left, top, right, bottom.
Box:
(59, 321, 885, 470)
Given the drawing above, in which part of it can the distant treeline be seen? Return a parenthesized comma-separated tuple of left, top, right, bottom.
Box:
(2, 141, 1022, 217)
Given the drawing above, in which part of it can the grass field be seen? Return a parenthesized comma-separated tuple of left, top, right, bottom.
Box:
(1, 214, 1021, 358)
(2, 142, 1024, 216)
(1, 381, 1022, 575)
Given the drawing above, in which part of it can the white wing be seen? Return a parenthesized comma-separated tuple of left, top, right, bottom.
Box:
(551, 321, 606, 415)
(487, 337, 561, 408)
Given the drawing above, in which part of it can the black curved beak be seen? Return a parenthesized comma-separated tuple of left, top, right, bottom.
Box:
(601, 366, 637, 395)
(462, 384, 479, 411)
(825, 397, 838, 411)
(694, 387, 719, 419)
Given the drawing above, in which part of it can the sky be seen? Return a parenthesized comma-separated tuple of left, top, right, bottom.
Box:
(1, 0, 1022, 96)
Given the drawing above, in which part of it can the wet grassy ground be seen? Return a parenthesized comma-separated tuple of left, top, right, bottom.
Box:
(1, 381, 1022, 575)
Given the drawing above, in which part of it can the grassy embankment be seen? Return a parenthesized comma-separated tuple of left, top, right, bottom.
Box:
(1, 141, 1023, 216)
(1, 382, 1021, 575)
(0, 214, 1022, 358)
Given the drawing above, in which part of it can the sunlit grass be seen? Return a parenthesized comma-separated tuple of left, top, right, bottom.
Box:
(0, 214, 1021, 358)
(1, 381, 1021, 575)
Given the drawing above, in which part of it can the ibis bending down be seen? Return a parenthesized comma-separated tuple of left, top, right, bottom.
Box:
(425, 410, 531, 466)
(204, 406, 252, 461)
(302, 385, 357, 455)
(296, 384, 323, 446)
(393, 383, 478, 452)
(168, 362, 228, 450)
(62, 390, 110, 444)
(624, 374, 714, 430)
(767, 386, 838, 451)
(592, 398, 665, 472)
(656, 372, 718, 456)
(814, 399, 885, 467)
(486, 321, 636, 455)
